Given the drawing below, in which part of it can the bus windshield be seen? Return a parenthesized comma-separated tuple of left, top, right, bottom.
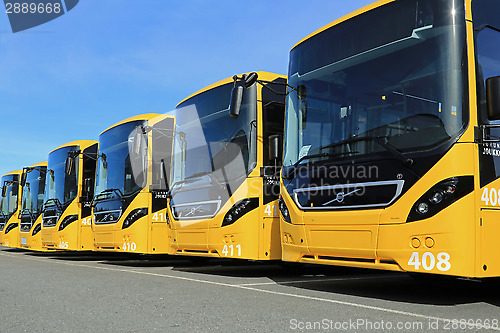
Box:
(95, 120, 147, 198)
(1, 174, 19, 217)
(45, 146, 79, 207)
(21, 167, 46, 215)
(284, 0, 467, 167)
(171, 82, 257, 190)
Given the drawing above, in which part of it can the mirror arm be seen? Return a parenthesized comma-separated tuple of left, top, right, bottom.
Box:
(478, 124, 500, 143)
(68, 150, 102, 161)
(255, 79, 296, 96)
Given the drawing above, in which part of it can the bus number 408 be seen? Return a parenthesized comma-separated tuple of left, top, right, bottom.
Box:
(408, 252, 451, 271)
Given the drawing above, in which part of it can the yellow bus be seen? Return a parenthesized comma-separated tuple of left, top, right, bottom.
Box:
(166, 71, 286, 260)
(93, 114, 175, 253)
(0, 170, 22, 248)
(19, 161, 48, 251)
(280, 0, 500, 278)
(41, 140, 98, 251)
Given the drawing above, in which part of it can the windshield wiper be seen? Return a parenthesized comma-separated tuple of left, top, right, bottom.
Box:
(20, 208, 34, 218)
(94, 188, 123, 201)
(167, 171, 212, 195)
(43, 198, 63, 212)
(283, 151, 358, 180)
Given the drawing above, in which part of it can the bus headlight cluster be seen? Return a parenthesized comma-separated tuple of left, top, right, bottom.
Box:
(32, 223, 42, 236)
(407, 176, 473, 222)
(59, 214, 78, 231)
(222, 198, 259, 227)
(122, 208, 148, 229)
(279, 197, 291, 223)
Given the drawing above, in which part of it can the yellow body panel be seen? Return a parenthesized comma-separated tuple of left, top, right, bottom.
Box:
(41, 140, 97, 251)
(19, 214, 43, 251)
(0, 170, 22, 248)
(171, 177, 281, 260)
(93, 192, 171, 253)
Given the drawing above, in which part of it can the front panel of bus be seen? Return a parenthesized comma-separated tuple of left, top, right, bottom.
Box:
(167, 76, 284, 260)
(42, 143, 96, 251)
(19, 166, 47, 251)
(280, 0, 484, 277)
(93, 116, 173, 254)
(0, 173, 21, 247)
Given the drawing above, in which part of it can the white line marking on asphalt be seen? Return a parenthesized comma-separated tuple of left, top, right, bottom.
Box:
(238, 275, 396, 286)
(1, 250, 497, 331)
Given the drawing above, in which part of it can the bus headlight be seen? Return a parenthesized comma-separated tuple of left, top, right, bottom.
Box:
(428, 191, 444, 205)
(222, 198, 259, 227)
(416, 202, 429, 214)
(58, 215, 78, 231)
(407, 176, 474, 222)
(32, 223, 42, 236)
(279, 196, 291, 223)
(122, 208, 148, 229)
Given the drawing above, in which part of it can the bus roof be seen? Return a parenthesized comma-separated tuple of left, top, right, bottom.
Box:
(49, 140, 98, 155)
(100, 113, 163, 136)
(29, 161, 48, 168)
(176, 71, 286, 107)
(2, 170, 22, 177)
(291, 0, 395, 51)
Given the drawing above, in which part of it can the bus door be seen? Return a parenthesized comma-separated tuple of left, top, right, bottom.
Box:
(150, 116, 175, 253)
(475, 7, 500, 276)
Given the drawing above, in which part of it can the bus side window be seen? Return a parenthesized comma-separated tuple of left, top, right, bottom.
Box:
(263, 102, 285, 167)
(262, 78, 286, 167)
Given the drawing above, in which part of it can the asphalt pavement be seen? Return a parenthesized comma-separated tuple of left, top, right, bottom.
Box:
(0, 247, 499, 332)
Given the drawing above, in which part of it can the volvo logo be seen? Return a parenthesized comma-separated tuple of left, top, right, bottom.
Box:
(323, 189, 361, 206)
(185, 205, 202, 217)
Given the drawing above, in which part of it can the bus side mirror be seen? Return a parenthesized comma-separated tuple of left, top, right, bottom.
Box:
(229, 72, 259, 119)
(269, 134, 282, 161)
(133, 131, 143, 155)
(20, 172, 28, 187)
(244, 72, 258, 88)
(229, 79, 245, 119)
(84, 178, 92, 195)
(1, 185, 6, 198)
(65, 156, 74, 175)
(159, 160, 166, 182)
(487, 76, 500, 120)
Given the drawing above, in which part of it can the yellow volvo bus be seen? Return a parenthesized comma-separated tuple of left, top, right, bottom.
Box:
(41, 140, 98, 251)
(0, 170, 22, 248)
(280, 0, 500, 278)
(19, 161, 48, 251)
(93, 114, 175, 253)
(166, 71, 286, 260)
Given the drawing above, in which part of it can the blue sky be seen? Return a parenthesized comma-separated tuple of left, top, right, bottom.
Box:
(0, 0, 373, 177)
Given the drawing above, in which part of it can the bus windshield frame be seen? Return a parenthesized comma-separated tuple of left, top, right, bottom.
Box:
(1, 174, 19, 217)
(21, 167, 46, 216)
(95, 120, 147, 199)
(171, 82, 257, 192)
(44, 146, 79, 208)
(284, 0, 468, 167)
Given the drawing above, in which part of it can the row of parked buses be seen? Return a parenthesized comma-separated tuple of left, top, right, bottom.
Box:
(2, 0, 500, 279)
